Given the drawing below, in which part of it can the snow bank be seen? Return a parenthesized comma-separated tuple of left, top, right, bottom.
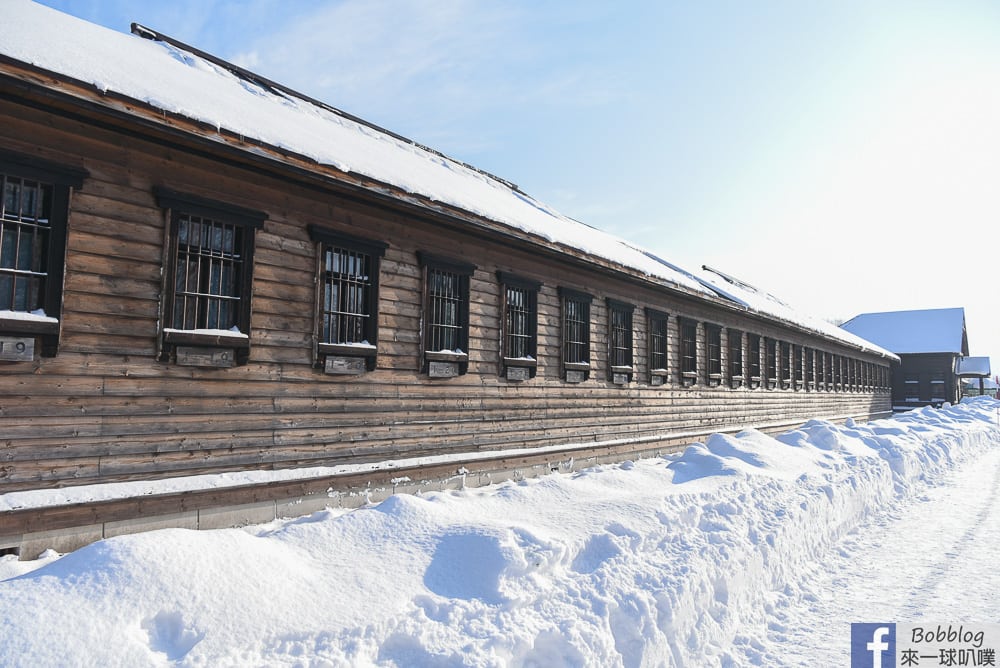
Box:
(2, 398, 998, 667)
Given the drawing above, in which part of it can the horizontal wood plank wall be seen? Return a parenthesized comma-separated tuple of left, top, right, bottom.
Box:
(0, 98, 891, 505)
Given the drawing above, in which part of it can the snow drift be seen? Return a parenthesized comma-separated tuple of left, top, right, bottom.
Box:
(2, 398, 998, 666)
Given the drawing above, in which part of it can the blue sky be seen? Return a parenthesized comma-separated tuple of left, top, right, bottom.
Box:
(35, 0, 1000, 369)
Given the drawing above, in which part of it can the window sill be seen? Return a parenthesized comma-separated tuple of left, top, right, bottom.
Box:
(164, 328, 250, 349)
(503, 357, 537, 368)
(425, 350, 469, 363)
(610, 365, 634, 374)
(319, 342, 377, 358)
(650, 368, 669, 377)
(0, 314, 59, 337)
(564, 361, 591, 371)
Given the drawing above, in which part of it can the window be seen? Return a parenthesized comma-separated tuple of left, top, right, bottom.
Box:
(156, 188, 265, 366)
(780, 341, 791, 388)
(0, 152, 86, 358)
(419, 252, 475, 377)
(680, 318, 698, 386)
(705, 324, 722, 385)
(792, 345, 802, 389)
(499, 272, 540, 380)
(904, 372, 921, 402)
(929, 371, 946, 402)
(309, 226, 386, 374)
(728, 329, 743, 387)
(765, 337, 777, 387)
(747, 334, 762, 387)
(607, 299, 634, 384)
(647, 309, 669, 385)
(805, 348, 814, 389)
(560, 287, 592, 382)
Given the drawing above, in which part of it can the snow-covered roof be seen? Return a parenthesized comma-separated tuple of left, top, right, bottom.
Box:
(957, 356, 991, 377)
(0, 0, 892, 357)
(841, 308, 968, 355)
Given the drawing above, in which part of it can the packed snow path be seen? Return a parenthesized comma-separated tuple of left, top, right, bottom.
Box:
(1, 399, 999, 666)
(756, 437, 1000, 665)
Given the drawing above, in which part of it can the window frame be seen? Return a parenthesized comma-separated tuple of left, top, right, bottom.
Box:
(705, 324, 722, 386)
(679, 317, 698, 387)
(418, 251, 475, 377)
(309, 225, 387, 373)
(747, 333, 762, 388)
(765, 337, 778, 389)
(155, 187, 266, 366)
(559, 287, 592, 382)
(646, 308, 669, 385)
(498, 271, 541, 380)
(0, 151, 87, 358)
(728, 328, 743, 388)
(606, 298, 634, 384)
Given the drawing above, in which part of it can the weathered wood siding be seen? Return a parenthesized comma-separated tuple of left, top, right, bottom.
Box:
(0, 96, 891, 504)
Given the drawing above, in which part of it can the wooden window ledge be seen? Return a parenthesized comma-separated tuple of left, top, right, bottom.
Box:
(319, 342, 377, 358)
(424, 350, 469, 363)
(503, 357, 537, 368)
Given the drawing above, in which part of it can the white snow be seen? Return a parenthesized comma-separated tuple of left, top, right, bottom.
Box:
(0, 308, 57, 322)
(841, 307, 967, 355)
(2, 397, 999, 666)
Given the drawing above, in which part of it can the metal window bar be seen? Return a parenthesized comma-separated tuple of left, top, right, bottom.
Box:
(505, 285, 531, 358)
(780, 342, 791, 380)
(681, 321, 697, 374)
(609, 306, 631, 367)
(427, 268, 461, 351)
(173, 214, 244, 330)
(766, 339, 777, 379)
(649, 317, 667, 370)
(805, 348, 814, 383)
(0, 174, 51, 312)
(321, 245, 372, 344)
(563, 297, 589, 364)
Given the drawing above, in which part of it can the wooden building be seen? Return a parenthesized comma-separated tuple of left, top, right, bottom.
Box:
(0, 3, 895, 557)
(841, 308, 971, 410)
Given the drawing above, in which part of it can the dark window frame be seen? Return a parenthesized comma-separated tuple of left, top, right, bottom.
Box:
(646, 308, 669, 384)
(728, 328, 743, 387)
(705, 324, 722, 386)
(607, 299, 634, 383)
(559, 287, 592, 381)
(418, 252, 475, 376)
(765, 337, 778, 388)
(679, 317, 698, 386)
(780, 341, 792, 389)
(747, 333, 762, 387)
(309, 225, 387, 372)
(498, 271, 541, 379)
(155, 187, 266, 366)
(0, 151, 87, 357)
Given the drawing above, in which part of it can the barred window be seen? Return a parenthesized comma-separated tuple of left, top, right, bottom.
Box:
(321, 246, 372, 345)
(0, 175, 52, 313)
(0, 153, 86, 358)
(706, 324, 722, 381)
(748, 334, 762, 380)
(419, 253, 474, 376)
(607, 299, 634, 383)
(680, 318, 698, 381)
(309, 226, 386, 372)
(560, 288, 591, 367)
(647, 309, 669, 374)
(729, 329, 743, 379)
(608, 300, 633, 368)
(155, 188, 265, 365)
(766, 338, 777, 382)
(172, 214, 245, 331)
(780, 341, 791, 385)
(499, 272, 540, 379)
(805, 348, 814, 386)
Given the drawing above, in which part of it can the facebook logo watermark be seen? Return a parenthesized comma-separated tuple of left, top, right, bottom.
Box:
(852, 623, 896, 668)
